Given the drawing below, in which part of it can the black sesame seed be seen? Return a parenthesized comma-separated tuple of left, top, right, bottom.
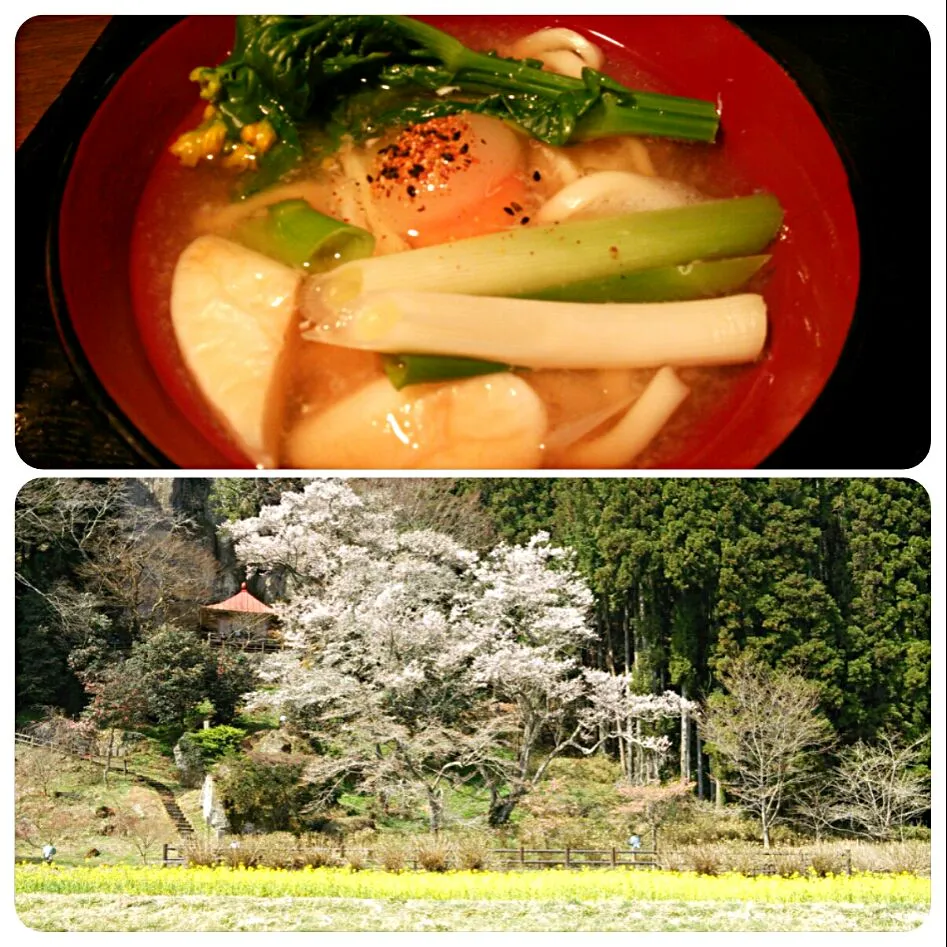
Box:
(533, 170, 542, 182)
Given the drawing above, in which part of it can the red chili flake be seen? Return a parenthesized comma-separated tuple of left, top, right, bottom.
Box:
(369, 116, 482, 202)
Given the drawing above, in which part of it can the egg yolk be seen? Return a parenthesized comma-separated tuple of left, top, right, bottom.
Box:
(369, 113, 531, 248)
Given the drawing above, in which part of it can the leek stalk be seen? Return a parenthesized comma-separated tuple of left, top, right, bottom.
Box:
(307, 194, 783, 308)
(522, 256, 770, 303)
(234, 199, 375, 271)
(306, 291, 768, 370)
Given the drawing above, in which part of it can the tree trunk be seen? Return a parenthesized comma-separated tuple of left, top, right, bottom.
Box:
(426, 787, 444, 835)
(695, 725, 704, 800)
(711, 757, 725, 809)
(103, 727, 115, 784)
(634, 719, 643, 785)
(761, 816, 771, 850)
(487, 791, 524, 827)
(680, 687, 690, 783)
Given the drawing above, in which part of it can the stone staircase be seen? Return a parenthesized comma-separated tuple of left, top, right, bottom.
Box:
(136, 775, 195, 839)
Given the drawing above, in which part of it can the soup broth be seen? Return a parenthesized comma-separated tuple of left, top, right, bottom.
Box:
(130, 17, 773, 469)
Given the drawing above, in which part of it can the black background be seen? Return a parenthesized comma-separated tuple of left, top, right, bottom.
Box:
(14, 15, 933, 470)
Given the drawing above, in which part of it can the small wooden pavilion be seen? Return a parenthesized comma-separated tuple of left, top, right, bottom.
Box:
(200, 582, 282, 652)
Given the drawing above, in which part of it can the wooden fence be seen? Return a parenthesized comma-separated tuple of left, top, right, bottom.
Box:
(16, 731, 132, 775)
(493, 847, 658, 869)
(162, 843, 855, 875)
(161, 843, 659, 871)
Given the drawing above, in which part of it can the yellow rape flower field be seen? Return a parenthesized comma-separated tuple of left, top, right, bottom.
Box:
(14, 865, 932, 932)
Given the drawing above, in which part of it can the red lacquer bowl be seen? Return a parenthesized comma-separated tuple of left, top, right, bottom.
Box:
(54, 14, 860, 469)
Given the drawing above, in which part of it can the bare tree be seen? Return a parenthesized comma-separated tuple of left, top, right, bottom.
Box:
(77, 498, 218, 637)
(113, 801, 173, 864)
(353, 479, 497, 550)
(701, 655, 833, 849)
(15, 745, 64, 798)
(833, 732, 931, 840)
(793, 779, 848, 842)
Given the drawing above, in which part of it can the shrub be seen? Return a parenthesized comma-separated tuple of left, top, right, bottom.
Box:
(690, 850, 721, 876)
(456, 834, 492, 871)
(298, 846, 340, 869)
(182, 834, 221, 867)
(809, 850, 845, 877)
(183, 727, 248, 763)
(344, 848, 367, 871)
(660, 801, 759, 846)
(862, 841, 931, 874)
(377, 839, 407, 872)
(215, 755, 315, 834)
(415, 838, 453, 872)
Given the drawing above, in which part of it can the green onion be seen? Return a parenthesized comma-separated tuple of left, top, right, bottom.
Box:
(308, 194, 783, 308)
(234, 199, 375, 271)
(306, 291, 769, 370)
(383, 354, 513, 390)
(523, 256, 770, 303)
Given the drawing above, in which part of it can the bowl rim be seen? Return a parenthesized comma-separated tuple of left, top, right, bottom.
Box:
(38, 16, 184, 468)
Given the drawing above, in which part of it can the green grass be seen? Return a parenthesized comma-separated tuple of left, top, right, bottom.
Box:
(15, 747, 179, 867)
(14, 893, 931, 932)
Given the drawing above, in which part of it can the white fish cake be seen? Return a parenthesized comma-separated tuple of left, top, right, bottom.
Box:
(170, 235, 301, 467)
(284, 373, 548, 469)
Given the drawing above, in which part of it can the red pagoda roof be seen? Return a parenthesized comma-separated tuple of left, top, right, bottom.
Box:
(204, 582, 277, 615)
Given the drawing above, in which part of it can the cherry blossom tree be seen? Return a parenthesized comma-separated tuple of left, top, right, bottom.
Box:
(229, 485, 598, 831)
(581, 671, 698, 785)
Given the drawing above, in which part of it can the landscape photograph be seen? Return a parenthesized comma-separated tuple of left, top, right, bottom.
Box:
(13, 477, 932, 932)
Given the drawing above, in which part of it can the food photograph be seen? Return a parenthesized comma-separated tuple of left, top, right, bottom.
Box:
(14, 14, 931, 470)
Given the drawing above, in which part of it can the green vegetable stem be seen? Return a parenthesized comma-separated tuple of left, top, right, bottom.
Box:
(383, 354, 514, 390)
(233, 200, 376, 271)
(184, 15, 720, 187)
